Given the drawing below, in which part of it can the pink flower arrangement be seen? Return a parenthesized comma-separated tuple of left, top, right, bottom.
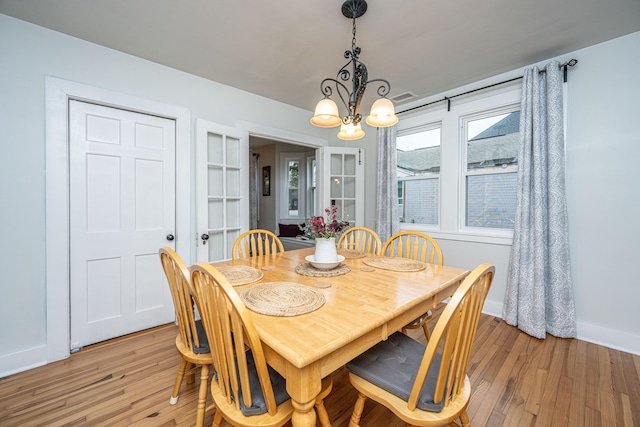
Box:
(300, 205, 351, 239)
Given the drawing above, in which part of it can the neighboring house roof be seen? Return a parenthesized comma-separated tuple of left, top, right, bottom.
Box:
(468, 111, 519, 168)
(470, 111, 520, 140)
(397, 111, 520, 174)
(397, 147, 441, 175)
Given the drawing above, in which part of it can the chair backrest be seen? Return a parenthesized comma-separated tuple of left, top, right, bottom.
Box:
(407, 263, 494, 411)
(159, 247, 206, 352)
(382, 231, 443, 265)
(337, 226, 382, 255)
(232, 229, 285, 260)
(190, 262, 282, 416)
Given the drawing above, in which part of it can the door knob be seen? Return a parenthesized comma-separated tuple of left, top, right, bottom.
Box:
(166, 234, 175, 241)
(201, 233, 209, 245)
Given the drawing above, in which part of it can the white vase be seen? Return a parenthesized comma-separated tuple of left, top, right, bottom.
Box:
(314, 237, 337, 262)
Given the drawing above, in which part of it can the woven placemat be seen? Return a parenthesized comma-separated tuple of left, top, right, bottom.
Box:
(295, 263, 351, 277)
(238, 282, 325, 316)
(337, 248, 366, 259)
(362, 256, 426, 272)
(216, 265, 263, 286)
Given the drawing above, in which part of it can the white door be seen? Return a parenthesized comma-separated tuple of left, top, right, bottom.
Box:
(318, 147, 365, 225)
(195, 119, 249, 262)
(69, 100, 176, 349)
(279, 152, 306, 222)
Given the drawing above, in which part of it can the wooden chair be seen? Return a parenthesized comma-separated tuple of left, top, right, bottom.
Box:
(346, 263, 494, 427)
(337, 226, 382, 255)
(232, 229, 285, 260)
(159, 247, 213, 427)
(190, 262, 334, 427)
(382, 231, 444, 340)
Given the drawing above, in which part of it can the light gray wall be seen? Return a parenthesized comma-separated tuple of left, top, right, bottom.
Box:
(1, 12, 638, 376)
(564, 32, 639, 345)
(391, 31, 640, 354)
(254, 144, 277, 232)
(0, 14, 333, 375)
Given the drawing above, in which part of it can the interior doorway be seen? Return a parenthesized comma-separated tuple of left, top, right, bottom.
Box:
(249, 136, 317, 234)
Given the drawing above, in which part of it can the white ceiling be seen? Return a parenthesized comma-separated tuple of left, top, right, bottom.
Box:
(2, 0, 639, 113)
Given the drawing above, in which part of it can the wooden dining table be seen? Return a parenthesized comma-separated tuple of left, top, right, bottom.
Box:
(210, 247, 469, 427)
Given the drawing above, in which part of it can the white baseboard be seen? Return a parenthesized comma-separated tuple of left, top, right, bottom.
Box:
(481, 298, 640, 356)
(575, 321, 640, 356)
(482, 298, 504, 319)
(0, 345, 48, 378)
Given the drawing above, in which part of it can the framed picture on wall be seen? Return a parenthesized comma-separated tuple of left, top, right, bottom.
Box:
(262, 166, 271, 196)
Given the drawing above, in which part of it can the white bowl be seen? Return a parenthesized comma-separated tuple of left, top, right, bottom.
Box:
(305, 254, 345, 270)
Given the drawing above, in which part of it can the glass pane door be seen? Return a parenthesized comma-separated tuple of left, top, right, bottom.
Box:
(196, 119, 248, 262)
(320, 147, 364, 225)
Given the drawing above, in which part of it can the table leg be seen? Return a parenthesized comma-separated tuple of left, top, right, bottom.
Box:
(286, 364, 321, 427)
(291, 398, 317, 427)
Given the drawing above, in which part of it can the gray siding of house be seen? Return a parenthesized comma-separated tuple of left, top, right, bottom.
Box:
(401, 178, 439, 224)
(466, 173, 517, 228)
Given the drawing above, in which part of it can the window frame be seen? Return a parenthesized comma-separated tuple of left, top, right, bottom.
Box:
(396, 85, 522, 245)
(459, 104, 520, 237)
(279, 152, 305, 221)
(396, 122, 442, 230)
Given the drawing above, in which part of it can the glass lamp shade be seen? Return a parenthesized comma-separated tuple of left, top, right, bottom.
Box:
(365, 97, 399, 127)
(337, 122, 365, 140)
(310, 98, 342, 128)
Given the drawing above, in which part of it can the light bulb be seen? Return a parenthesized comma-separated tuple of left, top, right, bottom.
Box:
(366, 98, 398, 127)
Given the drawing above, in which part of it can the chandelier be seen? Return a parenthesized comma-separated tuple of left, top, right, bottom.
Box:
(310, 0, 398, 140)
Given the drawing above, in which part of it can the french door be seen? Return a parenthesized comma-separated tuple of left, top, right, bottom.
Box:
(195, 119, 249, 262)
(318, 147, 365, 225)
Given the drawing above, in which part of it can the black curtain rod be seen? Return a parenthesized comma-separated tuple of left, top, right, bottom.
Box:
(397, 59, 578, 115)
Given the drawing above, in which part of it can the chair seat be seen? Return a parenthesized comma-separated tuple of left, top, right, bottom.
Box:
(349, 371, 471, 426)
(192, 319, 210, 354)
(235, 350, 290, 416)
(346, 331, 444, 412)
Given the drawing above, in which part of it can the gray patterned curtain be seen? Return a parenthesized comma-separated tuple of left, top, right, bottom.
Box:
(375, 125, 399, 244)
(503, 61, 576, 339)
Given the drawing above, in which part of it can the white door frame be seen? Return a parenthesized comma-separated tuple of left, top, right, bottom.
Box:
(235, 121, 328, 229)
(45, 76, 191, 363)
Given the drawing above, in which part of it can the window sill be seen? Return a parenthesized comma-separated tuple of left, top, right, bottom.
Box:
(399, 226, 513, 246)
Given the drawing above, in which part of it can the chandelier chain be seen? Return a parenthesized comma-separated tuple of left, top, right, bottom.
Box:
(352, 17, 357, 53)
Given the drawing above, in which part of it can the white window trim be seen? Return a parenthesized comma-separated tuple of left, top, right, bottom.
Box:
(397, 86, 521, 245)
(458, 104, 520, 238)
(397, 122, 442, 229)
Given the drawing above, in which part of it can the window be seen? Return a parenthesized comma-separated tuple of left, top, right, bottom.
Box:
(396, 86, 521, 243)
(397, 125, 441, 226)
(287, 160, 299, 216)
(279, 152, 306, 220)
(462, 109, 519, 230)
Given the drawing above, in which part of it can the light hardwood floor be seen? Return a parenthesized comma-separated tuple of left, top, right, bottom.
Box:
(1, 306, 639, 427)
